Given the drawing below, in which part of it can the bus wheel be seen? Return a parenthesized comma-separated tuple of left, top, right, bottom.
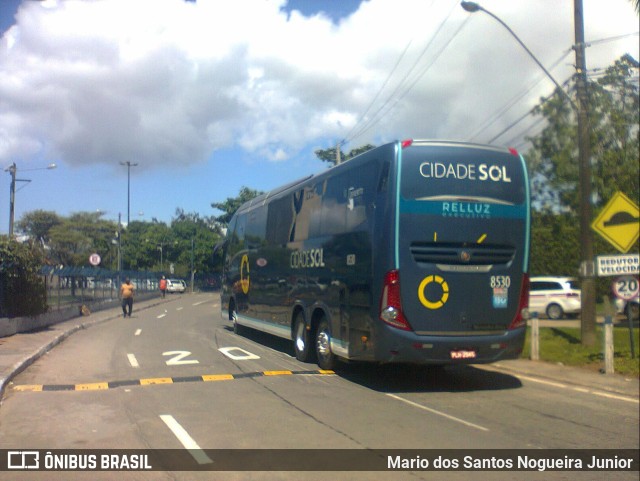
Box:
(293, 314, 313, 362)
(231, 308, 243, 335)
(315, 319, 336, 370)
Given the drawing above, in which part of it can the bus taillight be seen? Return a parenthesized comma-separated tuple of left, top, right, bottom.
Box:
(509, 274, 530, 330)
(380, 270, 412, 331)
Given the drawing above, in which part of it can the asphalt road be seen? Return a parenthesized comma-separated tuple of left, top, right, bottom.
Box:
(0, 293, 637, 480)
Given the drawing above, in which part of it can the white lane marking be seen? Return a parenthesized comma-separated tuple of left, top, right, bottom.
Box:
(385, 393, 489, 432)
(484, 365, 639, 404)
(159, 415, 213, 465)
(218, 347, 260, 360)
(157, 311, 167, 319)
(192, 300, 207, 306)
(176, 307, 184, 311)
(134, 329, 142, 336)
(127, 353, 140, 368)
(515, 374, 567, 388)
(591, 390, 639, 404)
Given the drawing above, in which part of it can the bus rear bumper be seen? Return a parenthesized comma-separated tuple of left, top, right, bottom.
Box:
(375, 326, 526, 365)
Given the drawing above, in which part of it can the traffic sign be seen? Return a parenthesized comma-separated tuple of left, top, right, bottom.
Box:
(89, 253, 101, 266)
(596, 254, 639, 277)
(591, 191, 639, 253)
(613, 276, 639, 301)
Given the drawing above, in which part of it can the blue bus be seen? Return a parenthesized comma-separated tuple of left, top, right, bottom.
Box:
(220, 140, 530, 369)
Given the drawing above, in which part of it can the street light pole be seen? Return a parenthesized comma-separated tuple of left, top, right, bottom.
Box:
(119, 161, 138, 225)
(5, 162, 57, 238)
(460, 1, 596, 346)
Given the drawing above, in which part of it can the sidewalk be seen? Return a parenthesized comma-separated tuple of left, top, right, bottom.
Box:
(1, 298, 638, 402)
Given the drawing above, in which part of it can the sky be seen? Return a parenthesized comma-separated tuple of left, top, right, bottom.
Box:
(0, 0, 638, 233)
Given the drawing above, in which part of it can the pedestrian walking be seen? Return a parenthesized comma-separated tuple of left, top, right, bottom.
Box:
(120, 278, 135, 317)
(159, 276, 167, 298)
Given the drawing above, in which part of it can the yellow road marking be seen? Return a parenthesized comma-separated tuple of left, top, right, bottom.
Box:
(13, 384, 42, 392)
(202, 374, 234, 382)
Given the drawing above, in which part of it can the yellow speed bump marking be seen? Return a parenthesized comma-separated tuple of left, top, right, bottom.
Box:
(202, 374, 234, 382)
(13, 384, 43, 392)
(11, 370, 336, 393)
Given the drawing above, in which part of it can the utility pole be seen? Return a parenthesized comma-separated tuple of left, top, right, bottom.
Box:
(574, 0, 596, 346)
(8, 163, 16, 238)
(336, 142, 342, 165)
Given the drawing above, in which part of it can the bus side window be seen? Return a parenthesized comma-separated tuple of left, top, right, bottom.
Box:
(246, 205, 266, 249)
(266, 195, 293, 246)
(377, 160, 390, 192)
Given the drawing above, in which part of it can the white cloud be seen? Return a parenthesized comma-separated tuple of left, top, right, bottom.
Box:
(0, 0, 637, 171)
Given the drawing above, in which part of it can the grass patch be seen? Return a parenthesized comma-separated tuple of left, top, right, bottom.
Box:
(521, 325, 640, 377)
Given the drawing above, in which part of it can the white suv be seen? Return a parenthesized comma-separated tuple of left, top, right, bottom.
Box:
(166, 279, 186, 293)
(529, 277, 581, 320)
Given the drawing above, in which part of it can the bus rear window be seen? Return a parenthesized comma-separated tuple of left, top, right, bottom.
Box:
(401, 145, 526, 205)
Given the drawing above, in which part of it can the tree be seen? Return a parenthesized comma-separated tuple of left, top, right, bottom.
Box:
(0, 237, 47, 317)
(48, 212, 118, 267)
(526, 55, 639, 213)
(314, 144, 376, 166)
(211, 187, 263, 225)
(16, 210, 62, 247)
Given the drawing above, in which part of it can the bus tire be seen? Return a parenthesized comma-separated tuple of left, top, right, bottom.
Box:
(293, 313, 314, 362)
(231, 307, 244, 335)
(315, 318, 336, 370)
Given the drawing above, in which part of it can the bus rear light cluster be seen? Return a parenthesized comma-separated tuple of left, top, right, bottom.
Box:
(508, 274, 530, 330)
(380, 270, 412, 331)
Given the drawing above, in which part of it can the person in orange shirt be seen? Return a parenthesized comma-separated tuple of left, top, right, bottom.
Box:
(120, 278, 135, 317)
(159, 276, 167, 298)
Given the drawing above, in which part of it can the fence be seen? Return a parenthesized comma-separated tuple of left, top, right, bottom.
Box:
(40, 266, 162, 312)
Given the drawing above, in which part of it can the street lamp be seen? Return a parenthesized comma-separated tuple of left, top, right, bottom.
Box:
(4, 162, 57, 238)
(119, 161, 138, 226)
(461, 1, 596, 345)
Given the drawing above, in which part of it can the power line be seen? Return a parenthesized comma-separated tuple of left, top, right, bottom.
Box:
(344, 0, 459, 146)
(466, 49, 573, 142)
(340, 38, 414, 145)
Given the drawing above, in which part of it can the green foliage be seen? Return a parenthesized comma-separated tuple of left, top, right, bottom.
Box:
(521, 326, 639, 377)
(530, 211, 640, 301)
(12, 208, 224, 281)
(526, 55, 639, 213)
(16, 210, 62, 246)
(47, 212, 118, 268)
(314, 144, 376, 166)
(211, 186, 263, 225)
(0, 237, 48, 317)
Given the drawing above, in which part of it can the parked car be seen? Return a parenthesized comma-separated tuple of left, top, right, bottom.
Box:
(166, 279, 186, 293)
(529, 276, 581, 320)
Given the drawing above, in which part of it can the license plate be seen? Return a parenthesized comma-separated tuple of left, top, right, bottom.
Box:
(450, 350, 477, 360)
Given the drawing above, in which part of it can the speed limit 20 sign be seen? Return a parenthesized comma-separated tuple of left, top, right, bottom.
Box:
(613, 276, 639, 301)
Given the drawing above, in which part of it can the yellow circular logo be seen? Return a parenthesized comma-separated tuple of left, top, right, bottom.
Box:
(418, 275, 449, 309)
(240, 254, 250, 294)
